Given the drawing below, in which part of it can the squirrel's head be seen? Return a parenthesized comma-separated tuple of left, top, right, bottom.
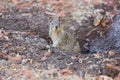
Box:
(49, 16, 64, 35)
(49, 20, 64, 35)
(49, 19, 58, 29)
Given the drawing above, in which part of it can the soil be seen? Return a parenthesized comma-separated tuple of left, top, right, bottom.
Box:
(0, 0, 120, 80)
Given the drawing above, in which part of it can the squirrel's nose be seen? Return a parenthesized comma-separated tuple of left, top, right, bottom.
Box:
(55, 26, 59, 30)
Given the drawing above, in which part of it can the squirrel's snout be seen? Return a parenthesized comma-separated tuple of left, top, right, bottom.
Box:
(55, 26, 59, 30)
(51, 26, 58, 30)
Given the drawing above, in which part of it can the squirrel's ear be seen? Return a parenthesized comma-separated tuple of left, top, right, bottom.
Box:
(49, 20, 54, 26)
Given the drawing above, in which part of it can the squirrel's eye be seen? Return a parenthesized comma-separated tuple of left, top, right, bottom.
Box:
(55, 26, 58, 29)
(51, 22, 54, 25)
(49, 20, 53, 23)
(49, 21, 53, 25)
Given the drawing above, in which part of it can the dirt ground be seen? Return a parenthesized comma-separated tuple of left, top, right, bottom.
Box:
(0, 0, 120, 80)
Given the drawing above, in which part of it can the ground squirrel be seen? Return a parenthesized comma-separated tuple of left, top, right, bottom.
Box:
(49, 17, 80, 53)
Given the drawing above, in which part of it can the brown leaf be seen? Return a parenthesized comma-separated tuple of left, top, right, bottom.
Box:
(3, 44, 9, 48)
(54, 9, 65, 17)
(87, 27, 98, 36)
(11, 0, 19, 4)
(0, 76, 4, 80)
(16, 1, 32, 9)
(0, 29, 9, 40)
(9, 54, 23, 62)
(22, 68, 32, 79)
(58, 0, 64, 3)
(9, 57, 22, 61)
(44, 49, 52, 57)
(101, 22, 106, 27)
(93, 14, 103, 26)
(63, 4, 74, 9)
(101, 18, 111, 27)
(60, 68, 73, 75)
(93, 52, 102, 59)
(96, 75, 113, 80)
(108, 50, 115, 56)
(114, 73, 120, 80)
(0, 13, 2, 16)
(85, 38, 90, 42)
(106, 63, 120, 71)
(0, 50, 8, 59)
(30, 59, 33, 64)
(106, 64, 114, 69)
(0, 4, 4, 9)
(48, 69, 58, 75)
(106, 12, 116, 20)
(83, 0, 101, 5)
(21, 59, 33, 64)
(92, 0, 101, 5)
(40, 56, 47, 61)
(39, 0, 49, 4)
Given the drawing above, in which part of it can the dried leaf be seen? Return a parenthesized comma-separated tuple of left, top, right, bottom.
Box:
(0, 13, 2, 16)
(106, 64, 120, 72)
(96, 75, 113, 80)
(40, 56, 47, 61)
(44, 49, 52, 57)
(0, 4, 4, 9)
(93, 53, 101, 59)
(30, 59, 33, 64)
(87, 27, 98, 36)
(21, 59, 33, 64)
(9, 54, 23, 62)
(3, 44, 9, 48)
(16, 1, 32, 9)
(63, 4, 74, 9)
(9, 57, 22, 61)
(0, 76, 3, 80)
(93, 14, 103, 26)
(11, 0, 19, 4)
(83, 43, 89, 50)
(106, 12, 116, 20)
(39, 0, 49, 4)
(85, 38, 90, 42)
(0, 29, 9, 40)
(106, 64, 114, 69)
(60, 68, 73, 75)
(56, 9, 65, 17)
(114, 73, 120, 80)
(22, 68, 32, 79)
(83, 0, 91, 3)
(0, 50, 8, 59)
(101, 18, 111, 27)
(108, 50, 115, 56)
(83, 0, 102, 5)
(48, 69, 58, 75)
(58, 0, 64, 3)
(92, 0, 101, 5)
